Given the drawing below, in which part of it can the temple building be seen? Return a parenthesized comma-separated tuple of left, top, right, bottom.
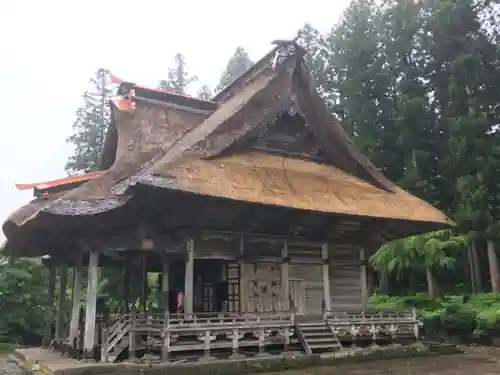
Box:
(2, 41, 452, 362)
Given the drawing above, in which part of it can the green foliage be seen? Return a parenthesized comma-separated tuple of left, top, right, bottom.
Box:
(368, 293, 500, 339)
(0, 257, 48, 345)
(216, 47, 253, 93)
(370, 230, 465, 297)
(66, 68, 114, 174)
(197, 84, 213, 100)
(158, 53, 198, 95)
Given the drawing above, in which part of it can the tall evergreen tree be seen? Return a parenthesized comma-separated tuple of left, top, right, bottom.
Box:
(432, 0, 500, 291)
(197, 84, 213, 100)
(159, 53, 198, 95)
(319, 0, 397, 177)
(297, 23, 324, 83)
(66, 68, 113, 174)
(216, 47, 253, 92)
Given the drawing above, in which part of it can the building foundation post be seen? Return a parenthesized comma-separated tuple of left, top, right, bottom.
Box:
(321, 243, 331, 317)
(43, 263, 56, 346)
(184, 238, 195, 317)
(83, 250, 99, 354)
(69, 260, 83, 346)
(55, 266, 68, 342)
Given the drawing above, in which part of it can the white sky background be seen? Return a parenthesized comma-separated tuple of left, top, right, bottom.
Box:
(0, 0, 350, 243)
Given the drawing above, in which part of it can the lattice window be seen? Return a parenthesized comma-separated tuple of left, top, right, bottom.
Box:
(227, 263, 240, 312)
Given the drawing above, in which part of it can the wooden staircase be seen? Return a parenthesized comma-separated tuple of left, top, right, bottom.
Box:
(102, 315, 131, 362)
(295, 321, 342, 354)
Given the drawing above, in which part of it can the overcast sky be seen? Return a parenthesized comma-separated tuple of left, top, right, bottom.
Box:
(0, 0, 350, 242)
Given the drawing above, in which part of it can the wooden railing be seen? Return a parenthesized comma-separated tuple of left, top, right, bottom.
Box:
(101, 310, 296, 362)
(325, 309, 419, 341)
(159, 311, 296, 361)
(100, 309, 420, 362)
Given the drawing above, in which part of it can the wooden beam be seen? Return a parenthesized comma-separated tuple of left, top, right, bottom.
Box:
(188, 228, 327, 247)
(69, 262, 83, 344)
(83, 251, 99, 353)
(162, 257, 170, 311)
(43, 264, 56, 346)
(123, 252, 131, 313)
(55, 266, 68, 341)
(322, 243, 331, 312)
(281, 242, 290, 311)
(360, 248, 367, 308)
(140, 253, 148, 312)
(184, 238, 195, 316)
(239, 238, 245, 313)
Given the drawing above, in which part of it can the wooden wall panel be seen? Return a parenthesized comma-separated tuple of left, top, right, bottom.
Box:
(329, 244, 362, 312)
(289, 263, 322, 315)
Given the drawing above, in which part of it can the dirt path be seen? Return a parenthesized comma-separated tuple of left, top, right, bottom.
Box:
(268, 347, 500, 375)
(0, 353, 21, 375)
(2, 347, 500, 375)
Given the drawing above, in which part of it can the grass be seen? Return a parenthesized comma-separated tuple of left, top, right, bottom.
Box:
(0, 342, 16, 353)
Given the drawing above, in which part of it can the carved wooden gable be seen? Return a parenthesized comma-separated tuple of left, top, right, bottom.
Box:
(222, 111, 329, 165)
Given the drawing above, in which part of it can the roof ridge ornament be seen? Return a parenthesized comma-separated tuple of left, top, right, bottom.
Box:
(271, 32, 306, 71)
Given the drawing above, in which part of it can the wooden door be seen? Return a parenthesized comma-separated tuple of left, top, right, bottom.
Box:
(244, 263, 282, 312)
(289, 279, 306, 315)
(202, 281, 215, 312)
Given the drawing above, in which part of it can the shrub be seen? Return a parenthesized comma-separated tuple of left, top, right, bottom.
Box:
(367, 293, 500, 340)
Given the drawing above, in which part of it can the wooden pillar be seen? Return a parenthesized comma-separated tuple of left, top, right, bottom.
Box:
(321, 243, 331, 312)
(239, 238, 245, 313)
(43, 264, 56, 346)
(123, 252, 131, 313)
(184, 238, 195, 316)
(69, 263, 83, 344)
(281, 242, 290, 311)
(162, 258, 170, 311)
(140, 253, 148, 312)
(360, 248, 368, 308)
(84, 251, 99, 352)
(55, 266, 68, 341)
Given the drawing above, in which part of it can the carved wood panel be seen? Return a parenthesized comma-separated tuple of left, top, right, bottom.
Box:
(243, 262, 282, 312)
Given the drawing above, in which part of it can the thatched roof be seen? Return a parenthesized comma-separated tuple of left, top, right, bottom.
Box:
(2, 41, 453, 256)
(148, 152, 448, 224)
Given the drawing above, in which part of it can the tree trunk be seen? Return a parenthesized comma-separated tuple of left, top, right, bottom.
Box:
(471, 239, 482, 292)
(379, 271, 389, 294)
(426, 267, 435, 299)
(486, 240, 500, 293)
(366, 267, 375, 296)
(409, 273, 418, 292)
(467, 241, 478, 294)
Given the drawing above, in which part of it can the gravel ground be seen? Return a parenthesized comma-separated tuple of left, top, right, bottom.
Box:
(1, 347, 500, 375)
(0, 355, 21, 375)
(269, 347, 500, 375)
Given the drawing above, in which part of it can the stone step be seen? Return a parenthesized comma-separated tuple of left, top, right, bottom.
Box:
(298, 325, 329, 332)
(305, 337, 338, 343)
(309, 342, 342, 350)
(302, 331, 333, 338)
(297, 321, 326, 327)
